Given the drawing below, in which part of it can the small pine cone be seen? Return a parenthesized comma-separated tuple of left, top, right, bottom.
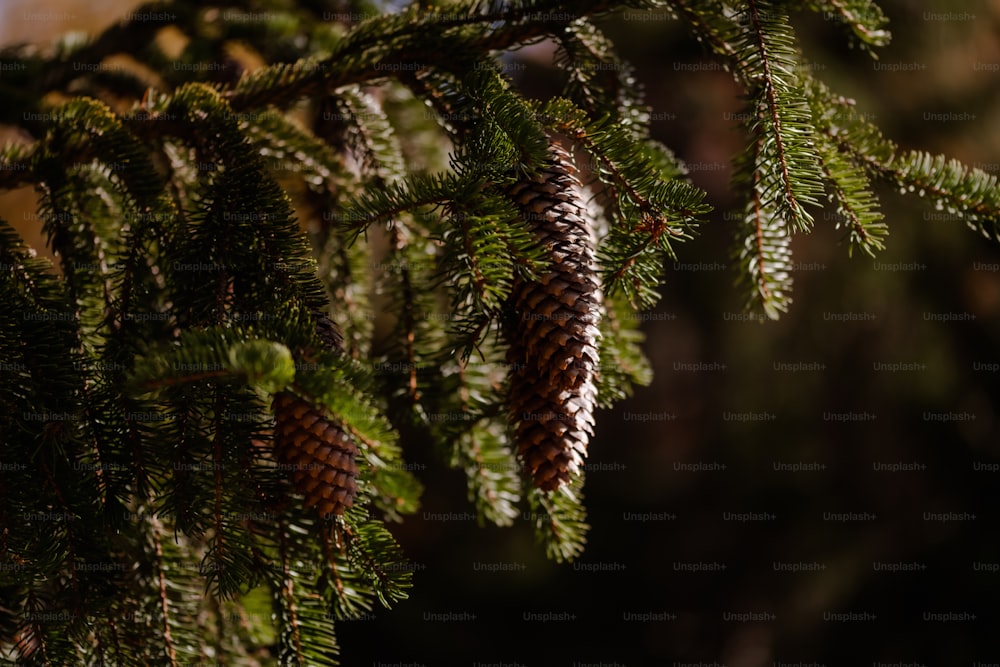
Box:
(506, 141, 601, 491)
(272, 391, 359, 517)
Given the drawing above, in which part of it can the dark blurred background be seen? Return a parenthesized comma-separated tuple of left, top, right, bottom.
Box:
(3, 1, 999, 665)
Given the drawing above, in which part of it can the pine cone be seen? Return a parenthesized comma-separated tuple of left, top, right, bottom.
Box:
(272, 391, 359, 517)
(506, 141, 601, 491)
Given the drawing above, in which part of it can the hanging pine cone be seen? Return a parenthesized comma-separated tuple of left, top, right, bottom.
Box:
(272, 390, 359, 517)
(505, 140, 602, 491)
(269, 309, 355, 517)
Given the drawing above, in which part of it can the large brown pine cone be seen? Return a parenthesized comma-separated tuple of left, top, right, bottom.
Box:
(506, 141, 602, 491)
(272, 390, 359, 517)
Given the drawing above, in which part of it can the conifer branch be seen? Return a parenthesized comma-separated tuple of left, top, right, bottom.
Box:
(150, 515, 178, 667)
(443, 358, 521, 526)
(276, 521, 306, 664)
(343, 509, 412, 608)
(818, 151, 887, 257)
(808, 81, 1000, 241)
(528, 476, 588, 562)
(554, 19, 648, 130)
(665, 0, 741, 65)
(806, 0, 890, 53)
(224, 0, 625, 111)
(739, 0, 824, 232)
(337, 88, 407, 183)
(594, 294, 652, 405)
(318, 521, 384, 621)
(734, 136, 794, 319)
(880, 152, 1000, 242)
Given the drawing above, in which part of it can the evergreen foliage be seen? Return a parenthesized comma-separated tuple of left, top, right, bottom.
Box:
(0, 0, 997, 663)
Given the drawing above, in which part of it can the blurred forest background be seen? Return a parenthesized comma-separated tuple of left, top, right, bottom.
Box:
(2, 0, 999, 664)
